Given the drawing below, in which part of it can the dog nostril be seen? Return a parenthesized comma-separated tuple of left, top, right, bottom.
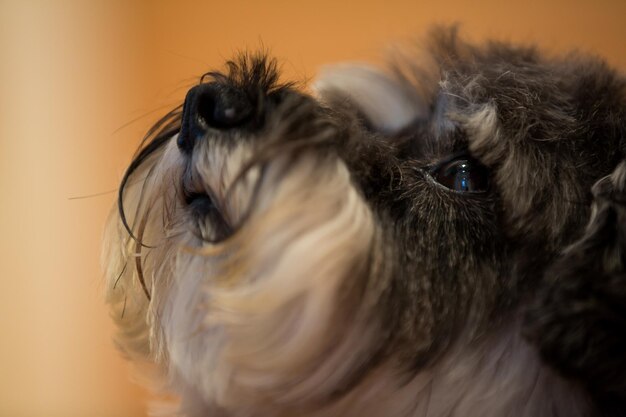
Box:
(197, 85, 252, 129)
(177, 83, 253, 152)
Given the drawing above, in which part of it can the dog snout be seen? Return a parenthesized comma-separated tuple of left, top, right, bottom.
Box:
(177, 82, 252, 152)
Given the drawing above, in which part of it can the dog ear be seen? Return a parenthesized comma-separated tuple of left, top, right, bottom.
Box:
(313, 64, 428, 134)
(524, 161, 626, 416)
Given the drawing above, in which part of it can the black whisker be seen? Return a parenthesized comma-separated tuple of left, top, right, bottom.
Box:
(113, 262, 128, 290)
(118, 106, 183, 245)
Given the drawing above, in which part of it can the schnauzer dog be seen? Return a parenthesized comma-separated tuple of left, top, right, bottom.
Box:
(103, 29, 626, 416)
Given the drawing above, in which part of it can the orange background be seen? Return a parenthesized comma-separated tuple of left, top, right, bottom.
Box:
(1, 1, 624, 416)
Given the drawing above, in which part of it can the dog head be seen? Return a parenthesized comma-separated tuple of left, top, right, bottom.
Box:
(104, 29, 625, 416)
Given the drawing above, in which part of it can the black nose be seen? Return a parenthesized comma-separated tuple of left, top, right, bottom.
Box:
(177, 83, 253, 152)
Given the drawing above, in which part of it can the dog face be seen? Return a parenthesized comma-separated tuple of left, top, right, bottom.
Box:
(104, 29, 626, 416)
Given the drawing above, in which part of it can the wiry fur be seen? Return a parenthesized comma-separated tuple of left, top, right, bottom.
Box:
(104, 29, 626, 416)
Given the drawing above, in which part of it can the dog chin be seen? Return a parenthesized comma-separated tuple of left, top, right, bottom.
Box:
(170, 151, 378, 407)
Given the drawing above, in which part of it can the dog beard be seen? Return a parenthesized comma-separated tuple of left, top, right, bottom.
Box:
(103, 28, 626, 417)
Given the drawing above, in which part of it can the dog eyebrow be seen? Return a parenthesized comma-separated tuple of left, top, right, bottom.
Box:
(422, 91, 476, 159)
(423, 130, 464, 163)
(392, 121, 461, 165)
(407, 100, 463, 161)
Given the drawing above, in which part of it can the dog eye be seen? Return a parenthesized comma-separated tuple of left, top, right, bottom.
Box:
(431, 155, 489, 193)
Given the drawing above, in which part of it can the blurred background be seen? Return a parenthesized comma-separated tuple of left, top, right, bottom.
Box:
(0, 0, 624, 416)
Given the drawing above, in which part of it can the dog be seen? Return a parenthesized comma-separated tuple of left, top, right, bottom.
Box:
(103, 28, 626, 416)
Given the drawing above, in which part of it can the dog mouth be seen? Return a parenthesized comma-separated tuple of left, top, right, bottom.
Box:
(184, 188, 234, 243)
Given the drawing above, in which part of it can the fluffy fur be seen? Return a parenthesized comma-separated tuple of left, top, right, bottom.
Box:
(104, 28, 626, 416)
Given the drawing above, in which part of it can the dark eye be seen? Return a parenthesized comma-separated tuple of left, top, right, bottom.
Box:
(431, 155, 490, 193)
